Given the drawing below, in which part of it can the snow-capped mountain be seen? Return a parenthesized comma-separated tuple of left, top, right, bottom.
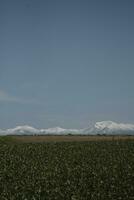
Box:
(0, 126, 80, 135)
(83, 121, 134, 135)
(0, 121, 134, 135)
(1, 126, 40, 135)
(42, 127, 79, 134)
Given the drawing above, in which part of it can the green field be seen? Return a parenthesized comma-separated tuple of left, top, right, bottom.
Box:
(0, 137, 134, 199)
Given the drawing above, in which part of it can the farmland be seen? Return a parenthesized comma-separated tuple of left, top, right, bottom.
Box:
(0, 137, 134, 199)
(4, 135, 134, 143)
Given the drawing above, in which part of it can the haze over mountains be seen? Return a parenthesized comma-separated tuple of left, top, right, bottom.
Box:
(1, 121, 134, 136)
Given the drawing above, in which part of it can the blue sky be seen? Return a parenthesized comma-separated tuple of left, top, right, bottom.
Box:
(0, 0, 134, 128)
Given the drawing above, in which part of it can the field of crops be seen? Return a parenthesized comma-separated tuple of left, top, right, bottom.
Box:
(0, 138, 134, 199)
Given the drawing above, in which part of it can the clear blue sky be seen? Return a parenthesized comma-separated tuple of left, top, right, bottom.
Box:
(0, 0, 134, 128)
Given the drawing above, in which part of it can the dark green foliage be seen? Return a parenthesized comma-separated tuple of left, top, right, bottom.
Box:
(0, 141, 134, 199)
(0, 136, 15, 143)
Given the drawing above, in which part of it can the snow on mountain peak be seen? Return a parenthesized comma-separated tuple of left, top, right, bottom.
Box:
(95, 121, 117, 130)
(95, 121, 134, 131)
(44, 127, 66, 134)
(0, 121, 134, 135)
(6, 125, 40, 134)
(83, 121, 134, 135)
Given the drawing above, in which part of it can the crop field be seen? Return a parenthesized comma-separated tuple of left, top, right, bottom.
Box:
(6, 135, 134, 143)
(0, 137, 134, 199)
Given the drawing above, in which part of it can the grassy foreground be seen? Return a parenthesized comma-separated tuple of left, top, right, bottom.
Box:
(0, 137, 134, 199)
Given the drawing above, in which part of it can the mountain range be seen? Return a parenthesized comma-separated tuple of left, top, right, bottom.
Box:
(1, 121, 134, 135)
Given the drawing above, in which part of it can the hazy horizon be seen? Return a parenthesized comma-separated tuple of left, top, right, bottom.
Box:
(1, 0, 134, 129)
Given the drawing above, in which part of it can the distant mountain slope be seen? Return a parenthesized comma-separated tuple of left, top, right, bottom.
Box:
(0, 121, 134, 135)
(84, 121, 134, 135)
(0, 126, 80, 135)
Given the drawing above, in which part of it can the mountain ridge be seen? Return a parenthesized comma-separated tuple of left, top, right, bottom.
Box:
(0, 121, 134, 135)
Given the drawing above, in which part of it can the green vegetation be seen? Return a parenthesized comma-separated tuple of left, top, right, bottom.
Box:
(0, 136, 15, 143)
(0, 139, 134, 199)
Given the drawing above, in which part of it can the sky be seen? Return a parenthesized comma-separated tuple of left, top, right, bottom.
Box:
(0, 0, 134, 129)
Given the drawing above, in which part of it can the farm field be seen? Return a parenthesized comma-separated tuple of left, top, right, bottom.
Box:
(0, 137, 134, 199)
(5, 135, 134, 143)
